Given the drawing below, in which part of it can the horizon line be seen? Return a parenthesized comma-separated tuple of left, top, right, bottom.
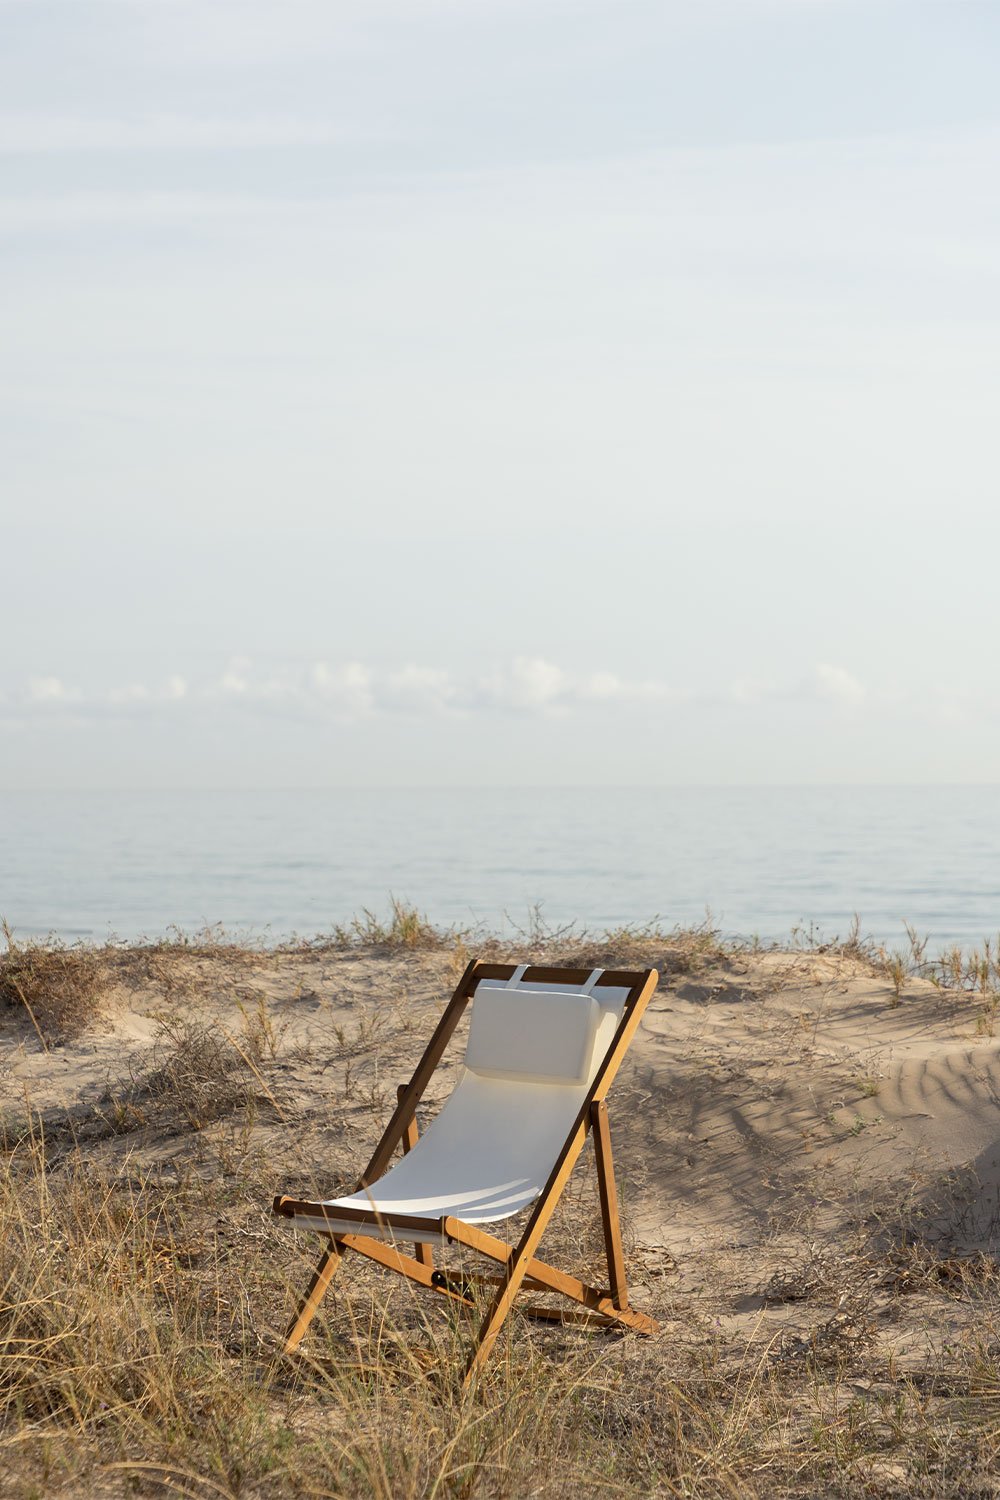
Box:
(6, 781, 1000, 795)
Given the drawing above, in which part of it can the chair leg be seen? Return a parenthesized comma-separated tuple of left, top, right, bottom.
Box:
(398, 1083, 433, 1270)
(463, 1120, 590, 1386)
(284, 1237, 345, 1352)
(590, 1100, 629, 1311)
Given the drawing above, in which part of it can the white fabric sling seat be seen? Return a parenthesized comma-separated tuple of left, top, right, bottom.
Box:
(272, 958, 660, 1383)
(279, 967, 627, 1236)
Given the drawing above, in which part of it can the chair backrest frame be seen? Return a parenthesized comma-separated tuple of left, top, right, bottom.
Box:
(358, 960, 657, 1192)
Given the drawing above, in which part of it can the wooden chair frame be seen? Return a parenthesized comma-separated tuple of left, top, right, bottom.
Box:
(273, 959, 659, 1384)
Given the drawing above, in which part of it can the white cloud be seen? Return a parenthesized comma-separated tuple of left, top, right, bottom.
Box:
(311, 661, 375, 716)
(472, 658, 670, 712)
(481, 657, 569, 711)
(27, 675, 76, 703)
(3, 657, 868, 726)
(729, 675, 774, 706)
(578, 671, 669, 703)
(805, 663, 866, 706)
(7, 657, 665, 723)
(384, 665, 456, 714)
(218, 660, 251, 696)
(108, 675, 189, 704)
(730, 664, 865, 708)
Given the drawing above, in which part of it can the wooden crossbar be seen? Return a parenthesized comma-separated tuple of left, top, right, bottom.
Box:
(273, 960, 660, 1379)
(520, 1305, 621, 1329)
(441, 1217, 658, 1336)
(274, 1196, 445, 1238)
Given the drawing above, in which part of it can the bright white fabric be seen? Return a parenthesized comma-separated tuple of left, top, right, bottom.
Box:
(285, 976, 629, 1237)
(465, 987, 600, 1085)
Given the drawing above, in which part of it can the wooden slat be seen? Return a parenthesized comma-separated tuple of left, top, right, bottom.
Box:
(358, 958, 481, 1188)
(273, 1197, 444, 1238)
(469, 964, 651, 990)
(443, 1218, 657, 1335)
(591, 1099, 628, 1310)
(520, 1304, 619, 1329)
(283, 1239, 345, 1352)
(459, 1119, 595, 1382)
(339, 1235, 472, 1304)
(430, 1267, 551, 1296)
(398, 1082, 433, 1270)
(339, 1243, 554, 1307)
(589, 968, 659, 1104)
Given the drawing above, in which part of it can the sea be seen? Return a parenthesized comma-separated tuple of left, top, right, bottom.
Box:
(3, 785, 1000, 956)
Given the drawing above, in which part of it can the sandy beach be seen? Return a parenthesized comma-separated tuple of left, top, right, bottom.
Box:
(4, 926, 1000, 1496)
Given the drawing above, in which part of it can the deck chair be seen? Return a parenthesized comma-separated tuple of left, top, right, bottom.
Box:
(272, 960, 659, 1383)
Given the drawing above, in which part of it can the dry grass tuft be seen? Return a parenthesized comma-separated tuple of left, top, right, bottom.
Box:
(468, 908, 734, 979)
(864, 926, 1000, 1021)
(0, 921, 110, 1045)
(98, 1018, 258, 1136)
(329, 899, 450, 952)
(879, 1244, 1000, 1297)
(556, 919, 731, 978)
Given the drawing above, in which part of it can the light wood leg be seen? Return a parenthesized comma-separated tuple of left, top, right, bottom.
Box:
(591, 1100, 628, 1310)
(462, 1120, 591, 1386)
(284, 1238, 344, 1351)
(397, 1083, 433, 1270)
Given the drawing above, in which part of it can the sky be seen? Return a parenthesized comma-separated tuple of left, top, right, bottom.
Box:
(2, 0, 999, 787)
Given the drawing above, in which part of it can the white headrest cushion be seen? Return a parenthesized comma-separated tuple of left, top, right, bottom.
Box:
(465, 986, 601, 1085)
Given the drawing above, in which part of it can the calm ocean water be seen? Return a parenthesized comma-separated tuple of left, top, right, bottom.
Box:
(3, 786, 1000, 955)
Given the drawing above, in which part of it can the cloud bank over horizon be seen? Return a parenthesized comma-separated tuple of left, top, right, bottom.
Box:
(2, 655, 867, 727)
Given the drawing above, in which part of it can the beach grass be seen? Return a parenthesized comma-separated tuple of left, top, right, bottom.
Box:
(4, 1118, 1000, 1498)
(3, 917, 1000, 1497)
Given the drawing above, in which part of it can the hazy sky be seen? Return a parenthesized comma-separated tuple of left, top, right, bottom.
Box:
(3, 0, 999, 787)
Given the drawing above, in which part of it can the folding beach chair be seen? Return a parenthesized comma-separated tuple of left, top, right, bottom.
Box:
(273, 960, 659, 1382)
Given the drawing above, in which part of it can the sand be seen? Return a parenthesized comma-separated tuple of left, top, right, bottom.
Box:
(5, 940, 1000, 1373)
(7, 943, 1000, 1241)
